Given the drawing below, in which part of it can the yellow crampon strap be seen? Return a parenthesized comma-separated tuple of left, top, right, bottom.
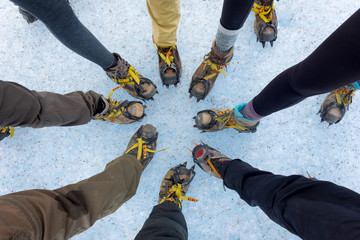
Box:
(112, 66, 140, 86)
(202, 59, 228, 80)
(335, 93, 342, 105)
(102, 106, 124, 122)
(160, 183, 198, 208)
(154, 41, 177, 66)
(252, 2, 274, 23)
(107, 86, 122, 99)
(334, 87, 356, 105)
(207, 158, 222, 179)
(1, 126, 14, 138)
(215, 109, 249, 131)
(92, 86, 126, 122)
(125, 138, 170, 161)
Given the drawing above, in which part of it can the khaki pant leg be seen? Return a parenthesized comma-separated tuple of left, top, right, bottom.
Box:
(0, 154, 142, 240)
(0, 80, 102, 128)
(146, 0, 180, 46)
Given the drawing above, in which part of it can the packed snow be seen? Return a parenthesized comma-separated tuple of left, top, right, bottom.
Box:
(1, 0, 360, 239)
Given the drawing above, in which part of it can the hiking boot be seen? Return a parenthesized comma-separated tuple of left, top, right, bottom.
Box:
(124, 124, 158, 168)
(252, 0, 278, 47)
(158, 162, 197, 209)
(319, 82, 359, 125)
(0, 126, 13, 141)
(193, 104, 259, 133)
(18, 8, 38, 24)
(93, 95, 145, 124)
(189, 41, 234, 101)
(192, 143, 233, 179)
(104, 53, 157, 101)
(154, 41, 182, 88)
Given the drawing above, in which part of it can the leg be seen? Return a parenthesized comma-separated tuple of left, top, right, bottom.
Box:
(220, 0, 255, 31)
(146, 0, 180, 46)
(147, 0, 182, 87)
(189, 0, 255, 101)
(193, 9, 360, 132)
(223, 160, 360, 240)
(0, 80, 101, 128)
(135, 163, 196, 240)
(135, 202, 188, 240)
(10, 0, 115, 68)
(0, 154, 142, 239)
(216, 0, 256, 52)
(251, 9, 360, 117)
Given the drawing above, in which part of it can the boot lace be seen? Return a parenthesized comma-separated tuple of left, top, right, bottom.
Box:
(154, 41, 177, 66)
(1, 126, 14, 139)
(159, 183, 198, 209)
(215, 109, 250, 131)
(94, 87, 131, 122)
(111, 57, 141, 87)
(333, 86, 356, 108)
(252, 1, 274, 23)
(201, 51, 229, 80)
(125, 137, 170, 161)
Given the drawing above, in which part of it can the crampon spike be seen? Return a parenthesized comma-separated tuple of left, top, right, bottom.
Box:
(196, 98, 200, 103)
(156, 90, 159, 94)
(192, 116, 196, 120)
(190, 165, 195, 171)
(182, 161, 188, 166)
(270, 41, 274, 47)
(189, 95, 193, 99)
(174, 83, 178, 88)
(166, 85, 169, 89)
(256, 38, 259, 42)
(262, 42, 265, 48)
(193, 142, 198, 146)
(306, 171, 312, 179)
(149, 97, 154, 101)
(193, 125, 197, 128)
(188, 148, 193, 153)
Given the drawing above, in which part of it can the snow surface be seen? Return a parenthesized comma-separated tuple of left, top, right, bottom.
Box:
(1, 1, 360, 239)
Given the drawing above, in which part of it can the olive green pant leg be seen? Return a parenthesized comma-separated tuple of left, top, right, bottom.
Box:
(0, 154, 142, 240)
(146, 0, 180, 46)
(0, 80, 102, 128)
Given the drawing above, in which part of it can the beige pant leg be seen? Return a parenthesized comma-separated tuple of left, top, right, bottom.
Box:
(146, 0, 180, 46)
(0, 154, 142, 240)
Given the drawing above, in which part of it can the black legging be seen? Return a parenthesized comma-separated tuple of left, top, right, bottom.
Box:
(252, 9, 360, 116)
(220, 0, 256, 30)
(10, 0, 114, 68)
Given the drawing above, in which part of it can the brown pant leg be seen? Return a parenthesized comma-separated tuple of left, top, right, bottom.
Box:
(0, 80, 102, 128)
(0, 154, 142, 240)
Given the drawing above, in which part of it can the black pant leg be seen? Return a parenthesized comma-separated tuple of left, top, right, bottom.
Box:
(252, 9, 360, 116)
(220, 0, 255, 30)
(222, 160, 360, 240)
(135, 201, 188, 240)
